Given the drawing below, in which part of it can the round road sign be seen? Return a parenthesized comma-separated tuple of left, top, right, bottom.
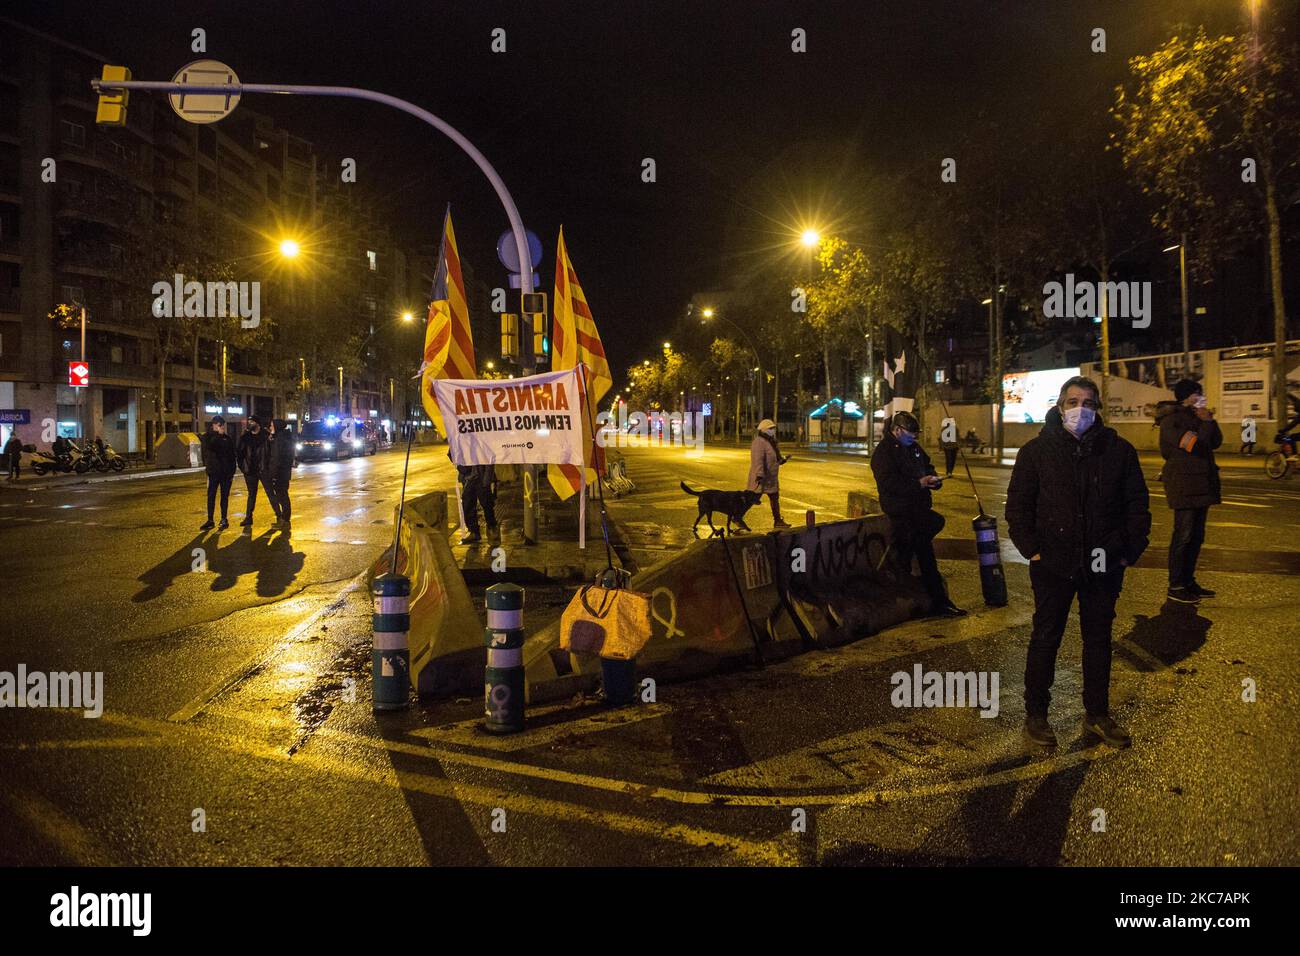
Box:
(169, 59, 240, 125)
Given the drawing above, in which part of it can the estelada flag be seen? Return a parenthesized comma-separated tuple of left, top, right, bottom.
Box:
(548, 228, 611, 501)
(419, 206, 476, 435)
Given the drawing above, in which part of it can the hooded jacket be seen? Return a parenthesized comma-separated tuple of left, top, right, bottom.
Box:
(1154, 400, 1221, 510)
(870, 430, 937, 518)
(1005, 406, 1150, 579)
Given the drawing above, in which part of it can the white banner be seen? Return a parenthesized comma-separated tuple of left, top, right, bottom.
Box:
(433, 368, 585, 466)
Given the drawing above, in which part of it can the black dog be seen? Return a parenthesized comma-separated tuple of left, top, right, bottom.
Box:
(680, 481, 763, 537)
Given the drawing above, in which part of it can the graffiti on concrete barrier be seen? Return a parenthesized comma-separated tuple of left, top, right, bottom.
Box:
(794, 520, 891, 583)
(650, 586, 685, 640)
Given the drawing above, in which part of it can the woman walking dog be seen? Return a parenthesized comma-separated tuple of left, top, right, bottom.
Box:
(748, 419, 791, 529)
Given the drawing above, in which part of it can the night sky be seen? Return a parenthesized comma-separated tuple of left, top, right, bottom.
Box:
(6, 0, 1249, 373)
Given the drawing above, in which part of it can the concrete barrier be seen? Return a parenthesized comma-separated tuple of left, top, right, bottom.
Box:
(846, 490, 881, 518)
(519, 514, 930, 702)
(774, 515, 928, 648)
(375, 491, 482, 695)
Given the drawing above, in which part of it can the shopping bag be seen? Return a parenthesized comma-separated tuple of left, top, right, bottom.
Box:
(560, 583, 654, 660)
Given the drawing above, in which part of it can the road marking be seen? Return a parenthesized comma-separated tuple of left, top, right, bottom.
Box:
(1207, 521, 1262, 529)
(166, 571, 369, 723)
(51, 710, 792, 865)
(1, 790, 115, 865)
(409, 703, 671, 751)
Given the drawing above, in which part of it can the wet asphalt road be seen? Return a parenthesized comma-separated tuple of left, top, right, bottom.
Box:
(1, 441, 1297, 865)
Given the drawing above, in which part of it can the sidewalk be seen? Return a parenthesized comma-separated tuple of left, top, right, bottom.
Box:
(3, 462, 203, 487)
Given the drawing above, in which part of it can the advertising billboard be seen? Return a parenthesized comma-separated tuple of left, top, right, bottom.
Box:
(1003, 368, 1079, 423)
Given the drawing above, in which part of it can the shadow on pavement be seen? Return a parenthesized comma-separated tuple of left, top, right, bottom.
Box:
(132, 533, 208, 603)
(1117, 599, 1211, 669)
(131, 528, 305, 601)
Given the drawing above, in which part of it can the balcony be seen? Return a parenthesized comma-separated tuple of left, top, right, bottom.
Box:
(57, 242, 119, 278)
(56, 189, 136, 226)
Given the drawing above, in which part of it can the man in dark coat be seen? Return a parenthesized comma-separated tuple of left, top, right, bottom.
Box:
(4, 432, 21, 480)
(200, 415, 237, 531)
(870, 410, 965, 618)
(1006, 376, 1150, 749)
(235, 416, 269, 528)
(1155, 379, 1221, 603)
(265, 419, 295, 529)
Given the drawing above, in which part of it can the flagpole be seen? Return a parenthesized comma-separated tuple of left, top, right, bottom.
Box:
(578, 466, 587, 550)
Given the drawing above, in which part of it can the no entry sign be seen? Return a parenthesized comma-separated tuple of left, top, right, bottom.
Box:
(68, 361, 89, 387)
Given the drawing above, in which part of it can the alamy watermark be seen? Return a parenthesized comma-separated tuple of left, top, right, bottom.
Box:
(596, 407, 706, 452)
(1043, 274, 1150, 329)
(151, 273, 260, 328)
(890, 664, 1000, 718)
(0, 665, 103, 718)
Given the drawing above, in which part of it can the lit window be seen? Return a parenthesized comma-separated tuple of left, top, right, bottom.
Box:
(367, 250, 377, 271)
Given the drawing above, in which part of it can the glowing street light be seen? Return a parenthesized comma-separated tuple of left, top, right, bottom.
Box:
(701, 308, 715, 319)
(279, 239, 301, 258)
(800, 229, 821, 248)
(401, 311, 414, 322)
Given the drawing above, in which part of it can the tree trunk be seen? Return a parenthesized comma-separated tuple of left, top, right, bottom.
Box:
(1100, 260, 1110, 414)
(734, 382, 741, 445)
(822, 337, 833, 443)
(1265, 172, 1290, 427)
(772, 361, 780, 426)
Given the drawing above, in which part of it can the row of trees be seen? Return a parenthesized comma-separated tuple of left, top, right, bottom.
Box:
(623, 19, 1299, 446)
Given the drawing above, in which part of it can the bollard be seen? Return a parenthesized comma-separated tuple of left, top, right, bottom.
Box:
(971, 513, 1008, 607)
(805, 509, 816, 528)
(484, 583, 526, 734)
(372, 572, 412, 712)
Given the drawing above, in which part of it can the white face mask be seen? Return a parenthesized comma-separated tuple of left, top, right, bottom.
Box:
(1062, 406, 1095, 436)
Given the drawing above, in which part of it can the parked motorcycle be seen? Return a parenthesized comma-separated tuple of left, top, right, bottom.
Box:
(29, 443, 89, 475)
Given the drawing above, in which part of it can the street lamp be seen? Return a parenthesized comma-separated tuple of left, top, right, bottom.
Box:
(402, 311, 414, 322)
(279, 239, 300, 259)
(800, 228, 821, 248)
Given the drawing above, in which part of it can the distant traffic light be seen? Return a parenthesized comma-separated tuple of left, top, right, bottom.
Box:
(95, 65, 131, 126)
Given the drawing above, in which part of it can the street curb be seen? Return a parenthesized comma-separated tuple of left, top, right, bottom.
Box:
(10, 465, 204, 488)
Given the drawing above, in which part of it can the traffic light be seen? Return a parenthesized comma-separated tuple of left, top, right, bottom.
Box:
(500, 313, 519, 360)
(533, 326, 550, 365)
(95, 65, 131, 127)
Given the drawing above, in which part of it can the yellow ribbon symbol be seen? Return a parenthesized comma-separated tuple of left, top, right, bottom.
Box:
(651, 587, 685, 640)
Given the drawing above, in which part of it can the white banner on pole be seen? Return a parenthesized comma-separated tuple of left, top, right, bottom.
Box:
(433, 368, 585, 466)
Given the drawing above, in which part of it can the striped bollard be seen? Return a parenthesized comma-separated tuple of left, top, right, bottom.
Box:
(372, 572, 412, 712)
(972, 514, 1008, 607)
(484, 583, 525, 734)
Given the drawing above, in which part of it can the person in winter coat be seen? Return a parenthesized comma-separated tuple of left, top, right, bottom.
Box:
(871, 410, 965, 618)
(747, 419, 791, 529)
(4, 432, 21, 480)
(939, 422, 959, 477)
(200, 415, 237, 531)
(1005, 376, 1150, 750)
(1155, 379, 1221, 603)
(264, 419, 295, 529)
(235, 416, 270, 528)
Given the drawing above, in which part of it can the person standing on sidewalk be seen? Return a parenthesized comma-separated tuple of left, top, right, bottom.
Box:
(748, 419, 791, 529)
(199, 416, 237, 531)
(1155, 379, 1221, 603)
(265, 419, 295, 530)
(456, 462, 499, 544)
(871, 411, 965, 618)
(4, 432, 21, 480)
(235, 416, 269, 529)
(939, 424, 959, 478)
(1005, 376, 1150, 750)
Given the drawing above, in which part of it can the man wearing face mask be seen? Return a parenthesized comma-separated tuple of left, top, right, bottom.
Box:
(870, 411, 966, 618)
(1154, 379, 1221, 603)
(1006, 376, 1150, 749)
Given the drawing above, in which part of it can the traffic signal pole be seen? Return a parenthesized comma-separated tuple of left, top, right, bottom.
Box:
(94, 73, 542, 538)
